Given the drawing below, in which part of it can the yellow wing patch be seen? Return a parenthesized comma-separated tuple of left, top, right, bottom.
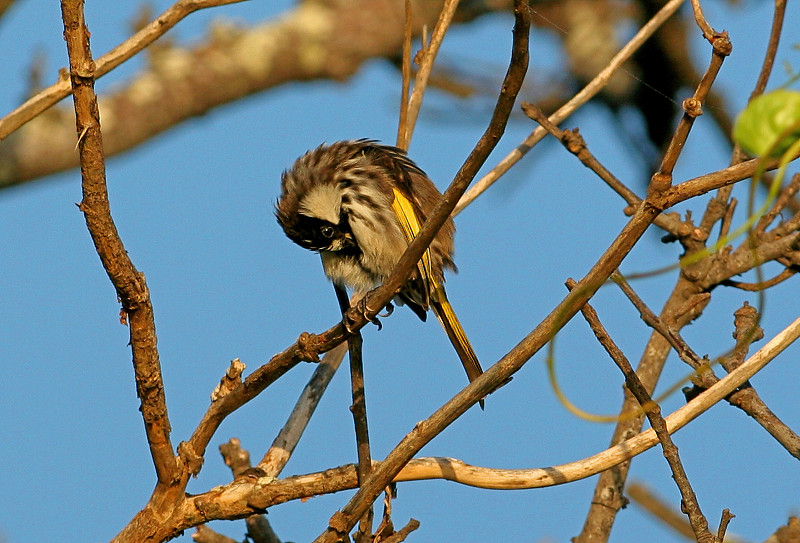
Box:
(391, 187, 436, 295)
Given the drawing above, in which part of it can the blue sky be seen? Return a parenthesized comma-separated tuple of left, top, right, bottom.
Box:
(1, 1, 799, 542)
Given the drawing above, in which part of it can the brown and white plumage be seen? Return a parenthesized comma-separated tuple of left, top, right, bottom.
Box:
(276, 139, 483, 388)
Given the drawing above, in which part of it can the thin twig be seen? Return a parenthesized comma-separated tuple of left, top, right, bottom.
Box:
(748, 0, 786, 101)
(395, 0, 413, 150)
(333, 286, 374, 542)
(182, 146, 784, 475)
(570, 279, 715, 543)
(328, 286, 375, 542)
(218, 439, 283, 543)
(735, 0, 794, 240)
(171, 314, 800, 533)
(378, 518, 420, 543)
(617, 277, 800, 459)
(521, 101, 640, 206)
(707, 0, 788, 241)
(699, 9, 792, 256)
(520, 101, 683, 236)
(689, 0, 716, 41)
(716, 509, 736, 543)
(662, 157, 783, 208)
(575, 30, 740, 537)
(347, 330, 374, 541)
(651, 34, 731, 193)
(258, 342, 348, 476)
(352, 0, 529, 361)
(627, 482, 696, 540)
(454, 0, 687, 216)
(718, 198, 737, 241)
(1, 0, 247, 141)
(610, 272, 706, 371)
(721, 304, 800, 459)
(754, 173, 800, 234)
(721, 268, 797, 291)
(397, 0, 460, 149)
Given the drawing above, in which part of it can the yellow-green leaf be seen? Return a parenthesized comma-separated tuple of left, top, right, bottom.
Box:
(733, 89, 800, 158)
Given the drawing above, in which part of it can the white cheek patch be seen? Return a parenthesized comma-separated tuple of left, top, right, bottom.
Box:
(299, 184, 342, 224)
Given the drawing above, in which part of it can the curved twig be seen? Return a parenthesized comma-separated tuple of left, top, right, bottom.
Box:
(172, 313, 800, 536)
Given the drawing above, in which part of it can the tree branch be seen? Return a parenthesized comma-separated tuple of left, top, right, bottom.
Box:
(455, 0, 687, 215)
(258, 342, 349, 476)
(161, 315, 800, 536)
(60, 0, 176, 486)
(571, 279, 715, 543)
(315, 3, 530, 539)
(0, 0, 497, 188)
(1, 0, 247, 142)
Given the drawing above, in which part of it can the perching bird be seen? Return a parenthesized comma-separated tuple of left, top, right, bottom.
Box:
(275, 139, 484, 389)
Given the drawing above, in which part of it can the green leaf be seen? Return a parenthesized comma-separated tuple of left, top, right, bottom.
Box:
(733, 89, 800, 158)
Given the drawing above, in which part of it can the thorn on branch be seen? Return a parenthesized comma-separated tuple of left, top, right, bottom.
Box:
(75, 125, 90, 149)
(211, 358, 246, 401)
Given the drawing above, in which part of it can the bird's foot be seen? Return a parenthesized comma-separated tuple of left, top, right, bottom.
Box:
(343, 296, 385, 332)
(358, 296, 384, 330)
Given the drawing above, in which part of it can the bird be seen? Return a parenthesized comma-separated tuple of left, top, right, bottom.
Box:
(275, 139, 484, 394)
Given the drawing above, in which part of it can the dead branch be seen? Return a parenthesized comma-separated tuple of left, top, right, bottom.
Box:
(61, 0, 176, 487)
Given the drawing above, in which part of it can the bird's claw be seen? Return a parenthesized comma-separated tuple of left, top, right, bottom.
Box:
(342, 298, 386, 333)
(342, 312, 359, 335)
(378, 302, 394, 318)
(357, 296, 383, 331)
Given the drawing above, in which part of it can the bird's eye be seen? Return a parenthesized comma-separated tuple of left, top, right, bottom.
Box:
(320, 225, 335, 238)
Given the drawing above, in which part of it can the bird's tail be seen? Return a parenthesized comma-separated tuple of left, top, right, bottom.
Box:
(430, 284, 484, 384)
(391, 187, 486, 407)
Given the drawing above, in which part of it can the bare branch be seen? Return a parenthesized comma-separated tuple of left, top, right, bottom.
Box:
(1, 0, 248, 142)
(455, 0, 687, 215)
(628, 482, 697, 541)
(0, 0, 481, 188)
(396, 0, 460, 149)
(314, 4, 530, 539)
(520, 100, 684, 236)
(162, 316, 800, 536)
(60, 0, 176, 486)
(571, 279, 715, 542)
(688, 0, 716, 42)
(258, 343, 348, 476)
(650, 33, 731, 194)
(218, 439, 283, 543)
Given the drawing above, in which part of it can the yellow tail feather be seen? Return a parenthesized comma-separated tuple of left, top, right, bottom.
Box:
(391, 188, 484, 388)
(431, 286, 484, 383)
